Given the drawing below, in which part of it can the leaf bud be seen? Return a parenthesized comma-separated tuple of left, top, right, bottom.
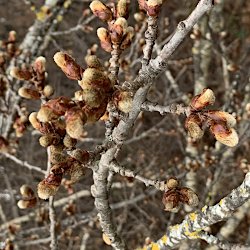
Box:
(50, 152, 67, 165)
(117, 0, 129, 18)
(190, 88, 215, 111)
(210, 123, 239, 147)
(83, 102, 108, 123)
(20, 184, 34, 198)
(18, 87, 40, 99)
(85, 55, 103, 69)
(8, 30, 17, 42)
(39, 134, 60, 147)
(185, 114, 204, 140)
(162, 189, 180, 212)
(53, 52, 83, 80)
(29, 112, 40, 130)
(65, 107, 87, 139)
(68, 160, 85, 183)
(102, 233, 112, 246)
(75, 89, 105, 108)
(10, 67, 32, 80)
(113, 90, 133, 113)
(110, 17, 128, 44)
(17, 197, 37, 209)
(97, 27, 112, 52)
(166, 177, 179, 189)
(43, 85, 54, 97)
(63, 134, 77, 149)
(90, 0, 112, 22)
(37, 177, 61, 200)
(146, 0, 163, 16)
(120, 26, 134, 50)
(37, 105, 60, 122)
(179, 187, 199, 207)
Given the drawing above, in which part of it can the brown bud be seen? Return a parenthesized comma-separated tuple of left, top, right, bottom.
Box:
(10, 67, 32, 80)
(90, 0, 112, 22)
(185, 114, 204, 140)
(166, 177, 179, 189)
(50, 144, 64, 154)
(63, 134, 77, 149)
(97, 27, 112, 52)
(79, 68, 112, 90)
(50, 152, 67, 165)
(190, 88, 215, 111)
(113, 91, 133, 113)
(75, 89, 105, 108)
(179, 187, 199, 207)
(37, 178, 60, 200)
(102, 233, 112, 246)
(20, 184, 34, 198)
(33, 56, 46, 75)
(68, 149, 90, 163)
(83, 102, 108, 123)
(210, 123, 239, 147)
(68, 160, 85, 183)
(206, 111, 236, 128)
(37, 105, 60, 122)
(146, 0, 163, 16)
(65, 107, 87, 139)
(18, 87, 40, 99)
(39, 134, 60, 147)
(43, 85, 54, 97)
(29, 112, 40, 130)
(117, 0, 129, 18)
(54, 52, 83, 80)
(121, 26, 134, 50)
(85, 55, 103, 69)
(17, 197, 37, 209)
(162, 189, 180, 212)
(110, 17, 128, 44)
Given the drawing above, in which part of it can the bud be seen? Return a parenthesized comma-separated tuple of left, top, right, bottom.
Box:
(10, 67, 32, 80)
(63, 134, 77, 149)
(134, 12, 145, 22)
(33, 56, 46, 75)
(90, 0, 112, 22)
(17, 197, 37, 209)
(0, 135, 9, 153)
(83, 102, 108, 122)
(162, 189, 180, 212)
(85, 55, 103, 69)
(68, 149, 90, 163)
(37, 105, 60, 122)
(18, 87, 40, 99)
(39, 134, 60, 147)
(68, 160, 85, 183)
(210, 123, 239, 147)
(117, 0, 129, 18)
(50, 152, 67, 165)
(20, 184, 34, 198)
(102, 233, 112, 245)
(110, 17, 128, 44)
(166, 177, 179, 189)
(121, 26, 134, 50)
(185, 114, 204, 140)
(53, 52, 83, 80)
(65, 107, 87, 139)
(113, 91, 133, 113)
(190, 88, 215, 111)
(206, 111, 236, 128)
(29, 112, 40, 130)
(43, 85, 54, 97)
(146, 0, 163, 16)
(179, 188, 199, 207)
(97, 27, 112, 52)
(79, 68, 112, 90)
(37, 177, 60, 200)
(8, 30, 17, 42)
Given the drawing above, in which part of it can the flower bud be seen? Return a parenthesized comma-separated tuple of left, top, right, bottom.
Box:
(39, 134, 60, 147)
(120, 26, 134, 50)
(37, 105, 60, 122)
(162, 189, 180, 212)
(90, 0, 112, 22)
(17, 199, 36, 209)
(43, 85, 54, 97)
(97, 27, 112, 52)
(179, 188, 199, 207)
(75, 89, 105, 108)
(10, 67, 32, 80)
(33, 56, 46, 75)
(29, 112, 40, 130)
(85, 55, 103, 69)
(20, 184, 34, 198)
(206, 111, 236, 128)
(185, 114, 204, 140)
(83, 102, 108, 122)
(63, 134, 77, 149)
(166, 177, 179, 189)
(146, 0, 163, 16)
(117, 0, 129, 18)
(65, 107, 87, 139)
(210, 123, 239, 147)
(18, 87, 40, 99)
(79, 68, 112, 91)
(110, 17, 128, 44)
(190, 88, 215, 111)
(37, 177, 61, 200)
(53, 52, 83, 80)
(113, 90, 133, 113)
(68, 149, 90, 163)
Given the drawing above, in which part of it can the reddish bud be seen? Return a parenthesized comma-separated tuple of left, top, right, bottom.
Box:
(185, 114, 204, 140)
(190, 88, 215, 111)
(18, 87, 40, 99)
(97, 27, 112, 52)
(33, 56, 46, 75)
(117, 0, 129, 18)
(10, 67, 32, 81)
(90, 0, 113, 22)
(110, 17, 128, 44)
(54, 52, 83, 80)
(37, 177, 60, 200)
(113, 90, 133, 113)
(206, 111, 236, 128)
(179, 188, 199, 207)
